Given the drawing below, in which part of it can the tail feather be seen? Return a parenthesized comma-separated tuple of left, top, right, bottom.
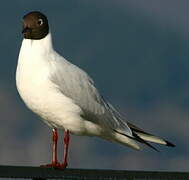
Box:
(134, 132, 175, 147)
(110, 130, 141, 150)
(132, 132, 159, 152)
(114, 129, 159, 151)
(112, 122, 175, 151)
(128, 122, 175, 147)
(165, 140, 175, 147)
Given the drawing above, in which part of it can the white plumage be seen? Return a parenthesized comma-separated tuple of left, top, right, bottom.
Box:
(16, 33, 142, 149)
(16, 12, 174, 163)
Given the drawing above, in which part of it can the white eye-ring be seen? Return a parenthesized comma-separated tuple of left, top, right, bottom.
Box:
(38, 18, 43, 26)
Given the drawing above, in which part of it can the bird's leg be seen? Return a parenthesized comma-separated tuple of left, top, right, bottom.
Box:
(60, 130, 70, 168)
(51, 128, 60, 166)
(41, 128, 60, 168)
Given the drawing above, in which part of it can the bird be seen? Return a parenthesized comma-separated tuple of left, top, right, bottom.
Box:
(16, 11, 175, 169)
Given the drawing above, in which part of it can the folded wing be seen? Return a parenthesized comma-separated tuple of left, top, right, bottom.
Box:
(50, 55, 133, 137)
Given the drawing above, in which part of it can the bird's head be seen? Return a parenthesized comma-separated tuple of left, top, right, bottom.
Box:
(22, 11, 49, 40)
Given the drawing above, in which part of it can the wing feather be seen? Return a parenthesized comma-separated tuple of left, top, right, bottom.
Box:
(50, 55, 132, 136)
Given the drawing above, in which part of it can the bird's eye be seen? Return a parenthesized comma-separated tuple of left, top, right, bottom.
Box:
(38, 19, 43, 26)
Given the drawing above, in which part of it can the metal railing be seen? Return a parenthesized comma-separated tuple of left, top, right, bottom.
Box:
(0, 165, 188, 180)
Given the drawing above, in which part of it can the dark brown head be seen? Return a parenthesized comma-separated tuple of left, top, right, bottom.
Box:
(22, 11, 49, 40)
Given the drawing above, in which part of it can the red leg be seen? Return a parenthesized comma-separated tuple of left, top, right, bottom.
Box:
(60, 130, 70, 168)
(41, 128, 60, 168)
(52, 128, 59, 166)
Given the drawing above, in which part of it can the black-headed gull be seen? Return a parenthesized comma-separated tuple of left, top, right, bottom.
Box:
(16, 11, 175, 168)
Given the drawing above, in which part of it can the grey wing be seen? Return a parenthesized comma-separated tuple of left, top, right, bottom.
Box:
(50, 57, 132, 136)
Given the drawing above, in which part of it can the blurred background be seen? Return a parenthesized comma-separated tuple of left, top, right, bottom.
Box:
(0, 0, 188, 171)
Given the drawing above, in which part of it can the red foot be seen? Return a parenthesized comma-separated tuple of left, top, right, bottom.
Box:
(60, 162, 68, 169)
(40, 162, 61, 169)
(41, 162, 68, 169)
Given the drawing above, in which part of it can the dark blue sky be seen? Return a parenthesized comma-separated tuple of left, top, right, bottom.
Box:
(0, 0, 188, 171)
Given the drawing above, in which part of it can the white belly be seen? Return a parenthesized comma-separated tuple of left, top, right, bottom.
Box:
(17, 66, 81, 130)
(16, 59, 87, 135)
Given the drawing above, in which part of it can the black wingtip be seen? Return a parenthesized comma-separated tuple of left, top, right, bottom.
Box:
(165, 140, 176, 147)
(132, 132, 160, 152)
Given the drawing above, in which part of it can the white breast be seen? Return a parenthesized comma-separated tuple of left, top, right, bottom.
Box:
(16, 38, 85, 133)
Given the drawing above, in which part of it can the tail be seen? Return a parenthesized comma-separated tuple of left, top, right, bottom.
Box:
(127, 122, 175, 151)
(112, 122, 175, 151)
(103, 100, 175, 151)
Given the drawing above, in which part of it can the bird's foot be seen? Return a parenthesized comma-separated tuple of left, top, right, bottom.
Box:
(59, 162, 68, 169)
(40, 162, 67, 169)
(40, 162, 62, 169)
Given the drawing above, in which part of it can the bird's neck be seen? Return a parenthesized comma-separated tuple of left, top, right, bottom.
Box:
(21, 32, 54, 53)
